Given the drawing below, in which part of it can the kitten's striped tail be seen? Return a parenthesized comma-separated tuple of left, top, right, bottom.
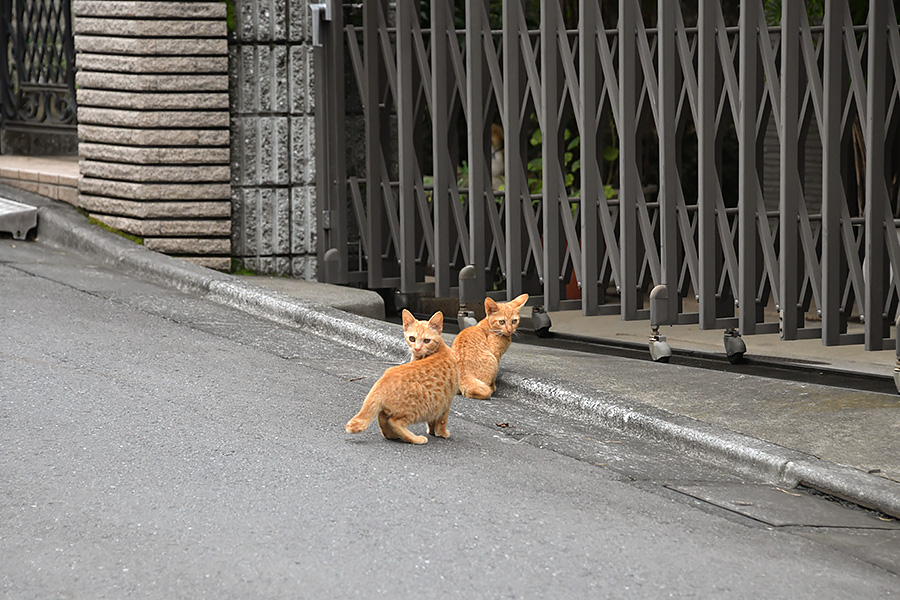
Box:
(345, 389, 381, 433)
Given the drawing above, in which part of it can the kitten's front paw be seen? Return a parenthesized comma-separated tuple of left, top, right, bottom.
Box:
(410, 435, 428, 444)
(345, 419, 366, 433)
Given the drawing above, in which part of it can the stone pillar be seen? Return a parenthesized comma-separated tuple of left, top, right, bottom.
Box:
(230, 0, 317, 279)
(72, 1, 232, 271)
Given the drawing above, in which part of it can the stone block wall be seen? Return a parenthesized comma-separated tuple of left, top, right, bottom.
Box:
(230, 0, 317, 279)
(72, 1, 232, 270)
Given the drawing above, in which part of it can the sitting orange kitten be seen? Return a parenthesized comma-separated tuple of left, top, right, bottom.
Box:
(346, 310, 458, 444)
(452, 294, 528, 399)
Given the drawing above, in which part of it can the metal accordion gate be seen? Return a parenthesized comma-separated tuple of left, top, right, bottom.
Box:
(313, 0, 900, 353)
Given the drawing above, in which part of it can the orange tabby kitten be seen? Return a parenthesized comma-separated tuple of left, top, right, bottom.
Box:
(453, 294, 528, 399)
(346, 310, 458, 444)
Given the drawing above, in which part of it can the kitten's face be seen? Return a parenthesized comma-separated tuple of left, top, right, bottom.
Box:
(485, 294, 529, 338)
(401, 309, 444, 360)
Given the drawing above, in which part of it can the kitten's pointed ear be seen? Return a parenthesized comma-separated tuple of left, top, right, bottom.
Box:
(427, 311, 444, 333)
(401, 309, 416, 329)
(511, 293, 529, 309)
(484, 297, 499, 315)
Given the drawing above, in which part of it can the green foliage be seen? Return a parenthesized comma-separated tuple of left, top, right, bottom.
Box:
(763, 0, 869, 26)
(231, 259, 256, 276)
(525, 123, 619, 203)
(223, 0, 236, 32)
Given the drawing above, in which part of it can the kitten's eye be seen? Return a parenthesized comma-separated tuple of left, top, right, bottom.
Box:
(498, 320, 505, 325)
(512, 319, 519, 324)
(423, 339, 431, 344)
(408, 335, 416, 343)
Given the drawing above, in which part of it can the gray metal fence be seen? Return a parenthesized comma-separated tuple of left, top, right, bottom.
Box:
(314, 0, 900, 352)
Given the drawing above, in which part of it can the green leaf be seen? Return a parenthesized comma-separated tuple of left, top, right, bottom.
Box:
(567, 135, 580, 151)
(527, 157, 543, 172)
(604, 184, 616, 199)
(565, 173, 575, 187)
(530, 129, 543, 146)
(571, 159, 581, 172)
(603, 146, 619, 162)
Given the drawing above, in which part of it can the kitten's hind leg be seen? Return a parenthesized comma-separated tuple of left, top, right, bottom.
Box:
(378, 412, 400, 440)
(428, 411, 450, 438)
(460, 377, 493, 400)
(388, 417, 428, 444)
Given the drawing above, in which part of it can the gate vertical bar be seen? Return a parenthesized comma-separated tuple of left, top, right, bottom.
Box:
(864, 0, 888, 350)
(467, 0, 488, 295)
(579, 0, 600, 315)
(364, 0, 388, 288)
(697, 0, 717, 329)
(0, 0, 10, 127)
(431, 0, 452, 298)
(397, 0, 416, 293)
(658, 0, 679, 322)
(317, 2, 348, 283)
(542, 0, 561, 310)
(779, 1, 800, 339)
(502, 0, 523, 298)
(821, 0, 842, 345)
(619, 0, 639, 319)
(738, 0, 759, 334)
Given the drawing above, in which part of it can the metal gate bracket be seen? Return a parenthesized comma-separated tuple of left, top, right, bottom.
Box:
(310, 1, 334, 47)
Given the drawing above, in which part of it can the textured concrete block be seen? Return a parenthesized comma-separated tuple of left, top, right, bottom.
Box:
(289, 0, 309, 42)
(79, 178, 231, 200)
(79, 143, 230, 165)
(77, 90, 229, 111)
(236, 188, 259, 255)
(74, 17, 226, 38)
(273, 46, 289, 112)
(230, 188, 247, 255)
(76, 195, 230, 218)
(289, 45, 311, 115)
(76, 54, 228, 74)
(78, 125, 229, 147)
(74, 1, 226, 19)
(145, 237, 231, 254)
(259, 118, 290, 186)
(230, 0, 320, 276)
(305, 45, 316, 114)
(237, 0, 255, 43)
(236, 45, 257, 113)
(291, 185, 316, 255)
(291, 256, 317, 281)
(74, 36, 227, 56)
(257, 187, 291, 255)
(80, 160, 231, 183)
(293, 115, 315, 185)
(234, 117, 290, 187)
(90, 214, 231, 237)
(76, 72, 228, 93)
(77, 107, 230, 128)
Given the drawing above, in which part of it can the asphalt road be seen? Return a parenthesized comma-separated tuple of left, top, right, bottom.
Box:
(2, 237, 898, 599)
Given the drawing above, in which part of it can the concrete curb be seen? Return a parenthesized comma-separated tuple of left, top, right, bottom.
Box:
(499, 369, 900, 518)
(20, 189, 900, 519)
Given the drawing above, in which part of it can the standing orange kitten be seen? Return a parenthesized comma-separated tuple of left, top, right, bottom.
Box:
(346, 310, 458, 444)
(453, 294, 528, 399)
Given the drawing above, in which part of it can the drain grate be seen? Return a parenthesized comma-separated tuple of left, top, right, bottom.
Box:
(0, 197, 37, 240)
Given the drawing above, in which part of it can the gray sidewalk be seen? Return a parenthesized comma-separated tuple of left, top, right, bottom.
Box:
(5, 182, 899, 519)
